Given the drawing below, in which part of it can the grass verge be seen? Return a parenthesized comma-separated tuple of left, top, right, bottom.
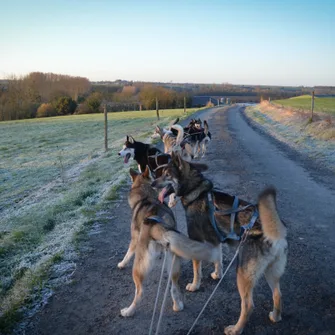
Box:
(245, 102, 335, 171)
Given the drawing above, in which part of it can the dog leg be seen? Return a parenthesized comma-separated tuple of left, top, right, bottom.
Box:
(224, 267, 255, 335)
(186, 260, 202, 292)
(265, 266, 283, 322)
(118, 231, 138, 269)
(120, 266, 145, 317)
(211, 245, 223, 280)
(167, 253, 184, 312)
(201, 141, 207, 158)
(118, 240, 136, 269)
(121, 243, 151, 317)
(168, 193, 177, 208)
(193, 141, 199, 159)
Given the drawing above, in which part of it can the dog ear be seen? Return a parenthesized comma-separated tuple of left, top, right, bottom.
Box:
(143, 165, 150, 179)
(171, 151, 181, 163)
(189, 162, 208, 172)
(129, 168, 138, 182)
(126, 135, 129, 142)
(129, 136, 135, 144)
(172, 152, 187, 171)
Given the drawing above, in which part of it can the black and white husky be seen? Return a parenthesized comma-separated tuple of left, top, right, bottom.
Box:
(118, 136, 165, 173)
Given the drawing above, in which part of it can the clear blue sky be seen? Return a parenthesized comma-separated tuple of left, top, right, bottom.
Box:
(1, 0, 334, 86)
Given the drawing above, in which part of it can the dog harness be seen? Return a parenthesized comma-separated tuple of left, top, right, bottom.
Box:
(147, 152, 171, 176)
(207, 193, 259, 243)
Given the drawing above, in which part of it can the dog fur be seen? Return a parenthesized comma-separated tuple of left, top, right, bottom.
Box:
(151, 152, 288, 335)
(118, 136, 169, 175)
(118, 166, 221, 317)
(182, 119, 212, 158)
(118, 136, 178, 207)
(153, 124, 184, 155)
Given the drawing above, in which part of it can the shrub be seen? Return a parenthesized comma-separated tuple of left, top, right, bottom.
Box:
(53, 96, 77, 115)
(74, 103, 92, 115)
(36, 103, 57, 118)
(85, 92, 103, 113)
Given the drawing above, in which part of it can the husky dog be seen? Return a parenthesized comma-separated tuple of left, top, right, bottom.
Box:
(118, 166, 221, 317)
(118, 136, 178, 207)
(152, 124, 184, 155)
(152, 152, 288, 335)
(182, 119, 212, 159)
(118, 136, 169, 174)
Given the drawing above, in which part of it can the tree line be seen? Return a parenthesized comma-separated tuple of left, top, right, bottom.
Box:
(0, 73, 193, 121)
(1, 73, 334, 121)
(0, 72, 91, 121)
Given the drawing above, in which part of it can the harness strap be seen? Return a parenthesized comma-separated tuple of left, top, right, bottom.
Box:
(147, 152, 171, 175)
(208, 193, 226, 243)
(227, 196, 240, 241)
(240, 208, 259, 234)
(214, 203, 253, 215)
(207, 192, 259, 243)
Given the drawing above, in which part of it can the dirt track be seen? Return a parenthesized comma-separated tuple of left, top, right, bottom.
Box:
(23, 106, 335, 335)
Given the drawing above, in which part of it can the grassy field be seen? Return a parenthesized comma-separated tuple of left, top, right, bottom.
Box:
(0, 107, 200, 331)
(273, 95, 335, 114)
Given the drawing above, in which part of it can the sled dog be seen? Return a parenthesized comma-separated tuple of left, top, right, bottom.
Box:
(152, 152, 288, 335)
(118, 166, 221, 317)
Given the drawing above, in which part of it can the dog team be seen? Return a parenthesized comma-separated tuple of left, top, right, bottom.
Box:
(117, 116, 287, 335)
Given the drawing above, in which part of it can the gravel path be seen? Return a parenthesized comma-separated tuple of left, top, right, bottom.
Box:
(23, 106, 335, 335)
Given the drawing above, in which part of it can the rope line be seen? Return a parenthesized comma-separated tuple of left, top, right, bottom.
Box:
(154, 254, 176, 335)
(148, 250, 168, 335)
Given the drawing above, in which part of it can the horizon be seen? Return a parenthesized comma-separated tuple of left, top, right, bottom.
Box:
(1, 0, 334, 86)
(1, 76, 327, 88)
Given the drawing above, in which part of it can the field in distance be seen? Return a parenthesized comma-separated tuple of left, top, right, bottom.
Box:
(273, 95, 335, 114)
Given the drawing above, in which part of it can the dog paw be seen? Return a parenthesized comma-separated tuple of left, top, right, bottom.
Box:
(168, 194, 177, 208)
(224, 325, 239, 335)
(173, 300, 184, 312)
(210, 271, 221, 280)
(186, 283, 200, 292)
(117, 262, 125, 269)
(168, 200, 177, 208)
(269, 311, 282, 323)
(120, 307, 135, 317)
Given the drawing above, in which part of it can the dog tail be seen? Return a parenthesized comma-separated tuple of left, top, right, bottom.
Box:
(258, 187, 286, 240)
(144, 216, 220, 263)
(169, 117, 179, 127)
(170, 124, 184, 146)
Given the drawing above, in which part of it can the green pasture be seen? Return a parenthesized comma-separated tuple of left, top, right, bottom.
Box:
(273, 95, 335, 114)
(0, 107, 200, 332)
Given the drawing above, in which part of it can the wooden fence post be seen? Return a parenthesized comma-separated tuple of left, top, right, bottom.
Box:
(156, 97, 160, 120)
(104, 104, 108, 152)
(184, 96, 186, 113)
(311, 91, 315, 121)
